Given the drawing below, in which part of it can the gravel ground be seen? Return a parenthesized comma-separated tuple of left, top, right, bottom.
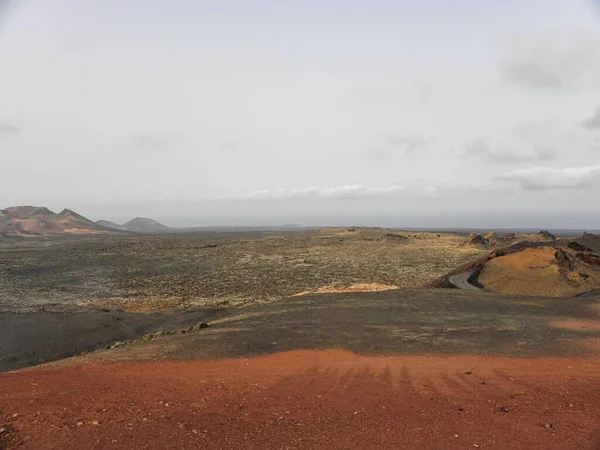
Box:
(0, 228, 484, 312)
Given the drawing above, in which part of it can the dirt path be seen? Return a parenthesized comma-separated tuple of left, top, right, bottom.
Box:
(1, 350, 600, 449)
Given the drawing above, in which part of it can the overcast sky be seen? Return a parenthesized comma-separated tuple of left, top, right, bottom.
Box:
(1, 0, 600, 227)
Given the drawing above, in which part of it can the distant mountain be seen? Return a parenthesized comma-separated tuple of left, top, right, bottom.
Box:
(3, 206, 53, 218)
(96, 220, 124, 230)
(94, 217, 171, 234)
(59, 209, 96, 225)
(0, 206, 132, 238)
(121, 217, 170, 233)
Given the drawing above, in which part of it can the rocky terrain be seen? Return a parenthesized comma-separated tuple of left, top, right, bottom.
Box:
(433, 236, 600, 297)
(0, 228, 484, 312)
(1, 227, 600, 449)
(477, 244, 600, 297)
(461, 230, 557, 249)
(576, 232, 600, 253)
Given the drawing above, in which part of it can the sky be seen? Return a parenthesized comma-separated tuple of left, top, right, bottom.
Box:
(1, 0, 600, 227)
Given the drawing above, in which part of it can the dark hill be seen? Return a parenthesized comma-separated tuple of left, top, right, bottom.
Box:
(121, 217, 170, 234)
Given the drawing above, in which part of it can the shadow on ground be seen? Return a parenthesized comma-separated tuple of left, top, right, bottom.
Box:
(4, 288, 598, 372)
(0, 307, 229, 372)
(142, 288, 600, 360)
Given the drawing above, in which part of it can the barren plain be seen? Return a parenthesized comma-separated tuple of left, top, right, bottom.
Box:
(2, 228, 600, 449)
(0, 228, 485, 312)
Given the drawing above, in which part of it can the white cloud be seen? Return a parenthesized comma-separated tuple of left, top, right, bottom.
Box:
(462, 139, 556, 163)
(500, 32, 600, 89)
(246, 185, 404, 199)
(129, 132, 181, 151)
(583, 106, 600, 130)
(498, 164, 600, 190)
(0, 123, 18, 135)
(367, 133, 431, 163)
(384, 134, 430, 156)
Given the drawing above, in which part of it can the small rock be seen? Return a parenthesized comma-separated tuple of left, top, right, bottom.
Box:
(0, 427, 6, 434)
(465, 371, 472, 375)
(499, 406, 510, 413)
(458, 407, 465, 412)
(77, 422, 84, 426)
(92, 420, 99, 426)
(542, 422, 553, 428)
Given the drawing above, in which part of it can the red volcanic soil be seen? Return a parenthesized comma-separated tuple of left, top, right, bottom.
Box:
(2, 350, 600, 449)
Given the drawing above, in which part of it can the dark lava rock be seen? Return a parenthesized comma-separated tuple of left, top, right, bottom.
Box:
(499, 406, 510, 413)
(582, 232, 600, 238)
(379, 233, 408, 242)
(575, 252, 600, 267)
(568, 242, 592, 252)
(538, 230, 556, 240)
(555, 248, 575, 270)
(464, 233, 489, 247)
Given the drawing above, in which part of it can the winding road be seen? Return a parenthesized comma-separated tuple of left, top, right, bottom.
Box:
(449, 271, 481, 291)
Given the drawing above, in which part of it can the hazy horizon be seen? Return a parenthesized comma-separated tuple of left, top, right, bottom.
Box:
(2, 0, 600, 228)
(4, 197, 600, 231)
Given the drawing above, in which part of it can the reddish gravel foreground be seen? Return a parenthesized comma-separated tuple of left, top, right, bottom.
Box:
(1, 350, 600, 449)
